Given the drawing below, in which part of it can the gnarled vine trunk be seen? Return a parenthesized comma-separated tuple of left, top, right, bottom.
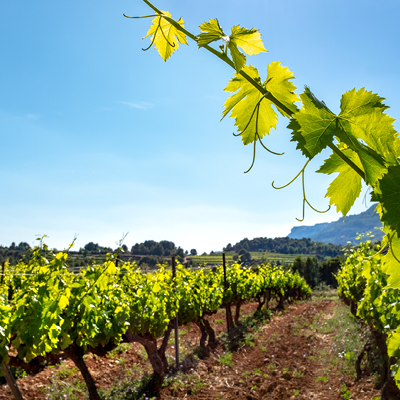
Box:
(124, 332, 165, 392)
(65, 344, 101, 400)
(195, 319, 209, 358)
(234, 299, 242, 325)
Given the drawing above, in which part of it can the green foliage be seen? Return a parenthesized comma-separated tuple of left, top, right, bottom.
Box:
(218, 351, 234, 367)
(317, 149, 363, 215)
(143, 11, 187, 61)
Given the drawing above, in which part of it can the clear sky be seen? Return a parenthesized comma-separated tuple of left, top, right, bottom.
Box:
(1, 0, 399, 253)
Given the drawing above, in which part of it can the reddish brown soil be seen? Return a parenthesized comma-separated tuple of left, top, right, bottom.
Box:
(0, 299, 381, 400)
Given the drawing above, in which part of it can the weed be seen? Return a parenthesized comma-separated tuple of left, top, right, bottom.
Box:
(260, 345, 267, 352)
(315, 376, 328, 383)
(218, 352, 234, 367)
(267, 362, 276, 373)
(269, 332, 279, 344)
(44, 377, 86, 400)
(54, 361, 77, 379)
(293, 389, 300, 396)
(253, 368, 261, 375)
(293, 369, 303, 377)
(339, 384, 351, 400)
(241, 371, 251, 378)
(215, 319, 224, 324)
(312, 300, 367, 377)
(106, 343, 133, 359)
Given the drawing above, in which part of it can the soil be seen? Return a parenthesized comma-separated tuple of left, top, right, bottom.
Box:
(0, 298, 381, 400)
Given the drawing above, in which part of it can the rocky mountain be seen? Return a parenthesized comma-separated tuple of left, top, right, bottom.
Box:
(288, 205, 383, 245)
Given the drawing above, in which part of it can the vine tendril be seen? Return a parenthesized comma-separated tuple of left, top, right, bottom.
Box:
(243, 100, 284, 173)
(257, 133, 284, 156)
(123, 14, 176, 51)
(272, 160, 310, 190)
(296, 168, 330, 221)
(123, 14, 161, 19)
(244, 135, 257, 174)
(232, 94, 266, 137)
(158, 17, 175, 47)
(142, 18, 161, 51)
(362, 236, 391, 260)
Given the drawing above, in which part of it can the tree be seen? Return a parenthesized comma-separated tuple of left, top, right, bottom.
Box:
(238, 249, 251, 264)
(190, 249, 197, 256)
(84, 242, 100, 253)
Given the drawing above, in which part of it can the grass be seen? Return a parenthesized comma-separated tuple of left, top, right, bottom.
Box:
(106, 343, 133, 359)
(43, 376, 87, 400)
(310, 299, 367, 377)
(100, 372, 158, 400)
(217, 351, 234, 367)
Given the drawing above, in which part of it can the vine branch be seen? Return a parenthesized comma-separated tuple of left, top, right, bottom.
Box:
(132, 0, 367, 184)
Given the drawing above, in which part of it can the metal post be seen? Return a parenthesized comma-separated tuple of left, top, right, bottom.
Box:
(171, 257, 179, 369)
(223, 253, 230, 332)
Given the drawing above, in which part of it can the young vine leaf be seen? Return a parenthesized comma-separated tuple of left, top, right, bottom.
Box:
(143, 11, 187, 61)
(198, 19, 224, 47)
(223, 63, 298, 145)
(317, 149, 363, 216)
(199, 20, 266, 72)
(371, 165, 400, 233)
(228, 26, 266, 72)
(265, 61, 299, 116)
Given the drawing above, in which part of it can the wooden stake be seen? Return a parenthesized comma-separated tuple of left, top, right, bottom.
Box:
(1, 262, 5, 286)
(171, 257, 179, 369)
(1, 362, 25, 400)
(223, 253, 230, 332)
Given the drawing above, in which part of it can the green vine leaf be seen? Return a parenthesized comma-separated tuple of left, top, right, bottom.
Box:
(289, 86, 337, 159)
(338, 88, 399, 165)
(143, 11, 188, 61)
(265, 61, 299, 116)
(317, 149, 363, 216)
(228, 26, 267, 72)
(382, 233, 400, 289)
(228, 42, 247, 72)
(222, 65, 276, 145)
(371, 165, 400, 233)
(198, 19, 224, 47)
(290, 87, 396, 185)
(223, 63, 298, 145)
(229, 26, 266, 56)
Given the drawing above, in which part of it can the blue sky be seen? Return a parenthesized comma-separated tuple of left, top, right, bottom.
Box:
(1, 0, 399, 253)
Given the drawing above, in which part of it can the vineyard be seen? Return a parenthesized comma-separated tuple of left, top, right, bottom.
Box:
(0, 241, 311, 400)
(1, 0, 400, 398)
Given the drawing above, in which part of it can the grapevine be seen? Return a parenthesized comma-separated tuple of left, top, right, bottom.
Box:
(0, 239, 311, 399)
(124, 0, 400, 393)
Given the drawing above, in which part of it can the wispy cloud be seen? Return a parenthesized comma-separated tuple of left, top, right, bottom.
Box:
(25, 113, 40, 120)
(117, 101, 153, 110)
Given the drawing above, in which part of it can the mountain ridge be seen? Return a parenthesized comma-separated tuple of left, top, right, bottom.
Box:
(288, 205, 383, 245)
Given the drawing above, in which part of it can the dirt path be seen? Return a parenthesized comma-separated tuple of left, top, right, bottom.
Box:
(0, 297, 381, 400)
(160, 299, 380, 400)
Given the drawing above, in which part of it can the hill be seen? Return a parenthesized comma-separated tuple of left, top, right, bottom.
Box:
(288, 204, 383, 245)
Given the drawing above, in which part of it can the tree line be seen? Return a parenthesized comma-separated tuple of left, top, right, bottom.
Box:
(224, 236, 344, 257)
